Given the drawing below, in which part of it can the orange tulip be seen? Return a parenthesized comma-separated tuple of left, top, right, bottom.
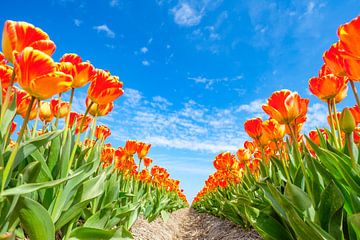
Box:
(10, 121, 16, 135)
(236, 148, 251, 162)
(0, 52, 7, 65)
(244, 118, 263, 139)
(308, 129, 328, 145)
(309, 74, 347, 102)
(343, 57, 360, 80)
(2, 20, 56, 63)
(143, 157, 153, 167)
(100, 143, 115, 167)
(13, 47, 72, 100)
(15, 88, 37, 119)
(262, 118, 285, 141)
(337, 15, 360, 58)
(124, 140, 138, 155)
(95, 125, 111, 140)
(323, 43, 347, 77)
(86, 97, 113, 116)
(327, 112, 341, 126)
(262, 90, 309, 125)
(59, 53, 95, 88)
(0, 64, 13, 88)
(69, 112, 92, 133)
(354, 127, 360, 144)
(349, 105, 360, 124)
(244, 140, 256, 153)
(50, 99, 69, 118)
(87, 69, 124, 105)
(39, 101, 54, 122)
(137, 142, 151, 159)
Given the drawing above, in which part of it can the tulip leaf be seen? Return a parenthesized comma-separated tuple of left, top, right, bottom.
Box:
(16, 196, 55, 240)
(69, 227, 133, 240)
(0, 170, 82, 196)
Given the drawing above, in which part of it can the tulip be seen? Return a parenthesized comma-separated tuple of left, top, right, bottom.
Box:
(323, 43, 347, 77)
(87, 69, 124, 105)
(39, 102, 54, 123)
(94, 125, 111, 140)
(124, 140, 138, 155)
(86, 97, 113, 116)
(338, 15, 360, 58)
(0, 64, 13, 88)
(2, 20, 55, 63)
(244, 118, 263, 140)
(100, 143, 115, 167)
(137, 142, 151, 159)
(236, 148, 251, 162)
(143, 157, 153, 168)
(15, 88, 37, 120)
(59, 53, 95, 88)
(69, 112, 92, 133)
(262, 90, 309, 125)
(309, 74, 347, 102)
(349, 105, 360, 124)
(308, 129, 328, 145)
(354, 127, 360, 144)
(13, 47, 72, 100)
(340, 108, 356, 134)
(0, 52, 7, 65)
(50, 98, 69, 118)
(262, 118, 285, 142)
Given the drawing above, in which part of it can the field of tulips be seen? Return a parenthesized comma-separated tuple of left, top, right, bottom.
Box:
(0, 20, 187, 239)
(193, 15, 360, 240)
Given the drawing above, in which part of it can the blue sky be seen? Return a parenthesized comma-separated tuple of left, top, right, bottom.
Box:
(3, 0, 360, 200)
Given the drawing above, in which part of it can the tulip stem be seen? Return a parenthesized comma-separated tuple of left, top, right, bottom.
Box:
(332, 99, 343, 148)
(275, 141, 290, 182)
(32, 99, 41, 138)
(287, 123, 314, 203)
(0, 70, 15, 122)
(350, 80, 360, 110)
(62, 88, 75, 145)
(327, 100, 339, 148)
(67, 101, 94, 174)
(55, 93, 62, 129)
(1, 96, 35, 191)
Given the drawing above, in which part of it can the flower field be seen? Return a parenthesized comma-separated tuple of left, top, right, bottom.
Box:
(193, 15, 360, 240)
(0, 20, 187, 239)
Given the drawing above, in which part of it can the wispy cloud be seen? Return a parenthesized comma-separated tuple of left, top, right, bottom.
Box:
(171, 3, 203, 26)
(109, 0, 119, 7)
(74, 19, 82, 27)
(140, 47, 148, 54)
(142, 60, 150, 66)
(188, 75, 243, 89)
(93, 24, 115, 38)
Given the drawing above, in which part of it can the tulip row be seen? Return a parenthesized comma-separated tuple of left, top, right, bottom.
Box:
(0, 20, 187, 239)
(193, 15, 360, 240)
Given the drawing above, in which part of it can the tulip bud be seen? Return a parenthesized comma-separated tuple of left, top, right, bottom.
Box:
(340, 108, 356, 134)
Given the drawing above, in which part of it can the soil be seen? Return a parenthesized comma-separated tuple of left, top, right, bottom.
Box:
(131, 208, 261, 240)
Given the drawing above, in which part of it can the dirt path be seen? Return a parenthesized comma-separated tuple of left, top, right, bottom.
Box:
(131, 208, 261, 240)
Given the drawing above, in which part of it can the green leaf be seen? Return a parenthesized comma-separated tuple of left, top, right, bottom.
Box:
(1, 170, 81, 197)
(0, 93, 16, 139)
(69, 227, 133, 240)
(348, 213, 360, 238)
(16, 196, 55, 240)
(22, 161, 41, 183)
(2, 130, 62, 188)
(160, 210, 170, 222)
(55, 173, 106, 230)
(284, 183, 312, 213)
(318, 181, 344, 239)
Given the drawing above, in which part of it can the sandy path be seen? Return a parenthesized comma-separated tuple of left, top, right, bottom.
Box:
(131, 208, 261, 240)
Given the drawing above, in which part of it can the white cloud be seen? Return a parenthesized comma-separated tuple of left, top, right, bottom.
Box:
(140, 47, 148, 54)
(74, 19, 82, 27)
(93, 24, 115, 38)
(236, 99, 266, 116)
(151, 96, 173, 110)
(188, 75, 243, 90)
(142, 60, 150, 66)
(109, 0, 119, 7)
(306, 1, 315, 15)
(303, 103, 328, 132)
(171, 3, 203, 26)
